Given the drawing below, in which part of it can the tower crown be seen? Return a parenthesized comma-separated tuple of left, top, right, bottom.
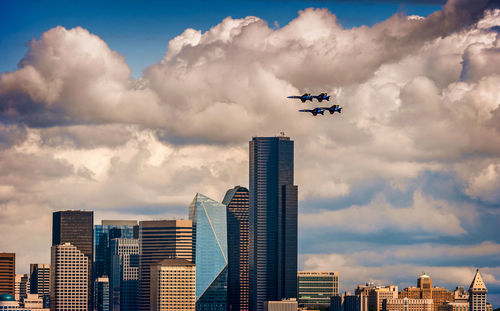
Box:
(469, 269, 487, 293)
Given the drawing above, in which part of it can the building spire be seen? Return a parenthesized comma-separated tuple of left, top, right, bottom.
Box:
(469, 269, 487, 292)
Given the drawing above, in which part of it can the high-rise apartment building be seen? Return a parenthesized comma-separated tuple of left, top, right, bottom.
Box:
(249, 136, 298, 311)
(150, 259, 196, 311)
(138, 220, 193, 311)
(110, 238, 139, 311)
(50, 243, 89, 311)
(298, 271, 339, 308)
(469, 270, 487, 311)
(30, 264, 50, 304)
(14, 274, 29, 301)
(94, 220, 138, 279)
(52, 210, 93, 310)
(0, 253, 15, 296)
(189, 193, 228, 311)
(223, 186, 249, 311)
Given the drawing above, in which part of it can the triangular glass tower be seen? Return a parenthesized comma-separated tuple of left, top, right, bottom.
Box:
(189, 193, 228, 311)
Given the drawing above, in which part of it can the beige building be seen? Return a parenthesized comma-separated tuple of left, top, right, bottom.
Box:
(150, 259, 195, 311)
(367, 285, 399, 311)
(468, 270, 487, 311)
(15, 274, 30, 302)
(444, 302, 469, 311)
(400, 274, 454, 311)
(384, 298, 433, 311)
(50, 243, 88, 311)
(264, 298, 298, 311)
(21, 293, 45, 309)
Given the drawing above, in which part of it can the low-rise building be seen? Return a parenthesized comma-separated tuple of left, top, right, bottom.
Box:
(298, 271, 339, 308)
(383, 297, 433, 311)
(265, 298, 298, 311)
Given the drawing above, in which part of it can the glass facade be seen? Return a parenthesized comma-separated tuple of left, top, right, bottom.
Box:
(189, 193, 228, 311)
(110, 238, 139, 311)
(249, 136, 298, 311)
(298, 271, 338, 308)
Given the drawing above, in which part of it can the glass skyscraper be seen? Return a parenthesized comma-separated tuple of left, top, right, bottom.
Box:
(189, 193, 228, 311)
(223, 186, 250, 311)
(249, 136, 298, 311)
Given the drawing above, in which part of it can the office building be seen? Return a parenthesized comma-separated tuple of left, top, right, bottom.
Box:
(469, 270, 487, 311)
(50, 243, 89, 311)
(298, 271, 338, 308)
(52, 210, 93, 310)
(223, 186, 249, 311)
(189, 193, 228, 311)
(94, 220, 138, 279)
(444, 302, 469, 311)
(331, 292, 368, 311)
(454, 287, 469, 303)
(150, 259, 196, 311)
(367, 285, 398, 311)
(383, 298, 433, 311)
(138, 220, 193, 311)
(110, 238, 139, 311)
(21, 294, 44, 309)
(14, 275, 29, 302)
(94, 277, 110, 311)
(0, 253, 15, 296)
(30, 264, 50, 306)
(264, 298, 297, 311)
(400, 274, 454, 311)
(249, 136, 298, 311)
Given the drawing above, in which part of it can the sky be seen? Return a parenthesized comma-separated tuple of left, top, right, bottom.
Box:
(1, 0, 500, 307)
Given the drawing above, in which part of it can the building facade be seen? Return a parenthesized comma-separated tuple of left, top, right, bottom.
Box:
(94, 277, 110, 311)
(150, 259, 196, 311)
(14, 275, 29, 302)
(367, 286, 399, 311)
(110, 238, 139, 311)
(138, 220, 193, 311)
(383, 298, 433, 311)
(30, 264, 50, 307)
(189, 193, 228, 311)
(52, 210, 93, 310)
(0, 254, 15, 296)
(298, 271, 339, 308)
(469, 270, 487, 311)
(50, 243, 89, 311)
(263, 299, 298, 311)
(223, 186, 249, 311)
(400, 274, 454, 311)
(249, 136, 298, 311)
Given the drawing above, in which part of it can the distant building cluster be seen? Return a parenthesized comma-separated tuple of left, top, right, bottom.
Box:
(0, 136, 494, 311)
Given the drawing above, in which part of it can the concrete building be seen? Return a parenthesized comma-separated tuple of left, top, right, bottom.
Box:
(366, 286, 398, 311)
(468, 270, 487, 311)
(0, 254, 15, 296)
(383, 298, 433, 311)
(443, 302, 469, 311)
(150, 259, 195, 311)
(400, 274, 454, 311)
(0, 293, 19, 310)
(189, 193, 228, 311)
(50, 243, 89, 311)
(249, 136, 298, 311)
(110, 238, 139, 311)
(29, 264, 50, 307)
(21, 294, 44, 309)
(331, 292, 368, 311)
(52, 211, 93, 310)
(223, 186, 250, 311)
(264, 298, 298, 311)
(453, 287, 469, 303)
(138, 220, 193, 311)
(298, 271, 338, 308)
(14, 275, 29, 302)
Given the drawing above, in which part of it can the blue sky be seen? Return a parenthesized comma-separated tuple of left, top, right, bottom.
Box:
(1, 0, 443, 77)
(1, 0, 499, 308)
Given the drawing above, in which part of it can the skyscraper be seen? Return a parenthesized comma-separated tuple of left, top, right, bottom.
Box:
(0, 253, 15, 296)
(52, 210, 93, 310)
(94, 277, 110, 311)
(14, 274, 29, 301)
(189, 193, 228, 311)
(469, 270, 487, 311)
(110, 238, 139, 311)
(223, 186, 249, 311)
(50, 243, 89, 311)
(30, 264, 50, 303)
(249, 136, 298, 311)
(138, 220, 193, 311)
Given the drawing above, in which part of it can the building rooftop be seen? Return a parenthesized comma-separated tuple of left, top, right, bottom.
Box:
(469, 269, 487, 291)
(153, 258, 195, 267)
(0, 294, 15, 302)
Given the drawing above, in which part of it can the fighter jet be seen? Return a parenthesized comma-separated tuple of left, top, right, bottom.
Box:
(322, 104, 342, 114)
(287, 93, 313, 103)
(298, 107, 326, 116)
(314, 93, 330, 102)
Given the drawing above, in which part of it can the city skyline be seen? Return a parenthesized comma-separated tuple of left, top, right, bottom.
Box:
(1, 0, 500, 308)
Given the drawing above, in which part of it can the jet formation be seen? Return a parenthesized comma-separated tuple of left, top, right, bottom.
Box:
(287, 93, 342, 116)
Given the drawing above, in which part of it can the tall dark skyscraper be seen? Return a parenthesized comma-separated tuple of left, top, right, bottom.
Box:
(223, 186, 250, 311)
(52, 210, 94, 310)
(30, 264, 50, 307)
(249, 136, 298, 311)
